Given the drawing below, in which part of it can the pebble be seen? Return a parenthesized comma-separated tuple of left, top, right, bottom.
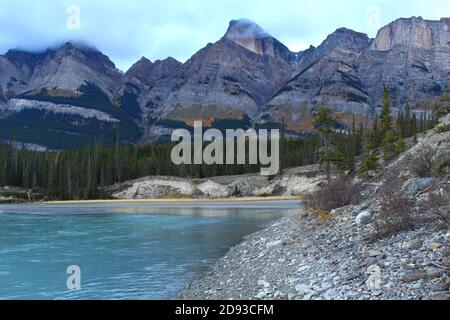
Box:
(257, 280, 270, 288)
(266, 240, 283, 249)
(295, 283, 311, 294)
(368, 250, 383, 257)
(402, 270, 426, 283)
(255, 291, 267, 299)
(427, 243, 443, 250)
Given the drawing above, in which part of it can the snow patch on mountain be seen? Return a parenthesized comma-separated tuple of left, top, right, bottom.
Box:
(1, 99, 120, 123)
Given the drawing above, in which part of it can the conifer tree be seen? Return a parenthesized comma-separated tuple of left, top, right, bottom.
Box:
(381, 130, 398, 165)
(358, 131, 379, 178)
(395, 132, 407, 155)
(380, 87, 397, 165)
(404, 103, 412, 138)
(314, 104, 335, 182)
(380, 87, 393, 138)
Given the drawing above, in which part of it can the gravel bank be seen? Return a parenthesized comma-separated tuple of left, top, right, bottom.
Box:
(179, 209, 449, 300)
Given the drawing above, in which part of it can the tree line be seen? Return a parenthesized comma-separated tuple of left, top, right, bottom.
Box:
(0, 134, 321, 200)
(314, 87, 445, 181)
(0, 88, 446, 200)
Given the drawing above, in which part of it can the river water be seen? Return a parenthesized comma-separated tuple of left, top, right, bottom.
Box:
(0, 200, 300, 300)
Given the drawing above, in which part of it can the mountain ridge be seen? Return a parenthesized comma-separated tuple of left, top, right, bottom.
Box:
(0, 16, 448, 148)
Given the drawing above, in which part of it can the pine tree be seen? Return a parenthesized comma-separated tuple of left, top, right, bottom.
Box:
(411, 113, 418, 139)
(436, 91, 450, 116)
(380, 87, 393, 137)
(279, 117, 286, 175)
(395, 132, 407, 155)
(404, 103, 412, 138)
(358, 131, 379, 178)
(382, 129, 397, 165)
(380, 87, 397, 165)
(314, 104, 335, 182)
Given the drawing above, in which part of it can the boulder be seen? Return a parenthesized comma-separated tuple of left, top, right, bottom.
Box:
(355, 210, 372, 226)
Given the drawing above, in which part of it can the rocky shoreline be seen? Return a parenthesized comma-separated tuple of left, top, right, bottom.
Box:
(108, 166, 325, 200)
(179, 208, 449, 300)
(179, 114, 450, 301)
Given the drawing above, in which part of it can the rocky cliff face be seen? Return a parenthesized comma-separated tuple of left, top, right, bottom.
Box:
(0, 16, 448, 147)
(262, 17, 449, 132)
(359, 17, 450, 110)
(260, 28, 372, 131)
(371, 17, 448, 50)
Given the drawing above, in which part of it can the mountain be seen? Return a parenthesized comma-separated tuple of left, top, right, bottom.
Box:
(262, 17, 450, 132)
(260, 28, 372, 132)
(0, 42, 141, 149)
(0, 16, 448, 148)
(137, 19, 301, 137)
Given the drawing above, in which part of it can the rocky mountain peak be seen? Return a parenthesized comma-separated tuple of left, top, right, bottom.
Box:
(223, 18, 295, 65)
(370, 16, 449, 51)
(316, 27, 370, 55)
(57, 41, 101, 56)
(157, 56, 181, 65)
(57, 41, 120, 75)
(224, 19, 276, 55)
(4, 49, 42, 70)
(224, 19, 270, 41)
(126, 56, 181, 87)
(61, 41, 76, 51)
(127, 56, 154, 79)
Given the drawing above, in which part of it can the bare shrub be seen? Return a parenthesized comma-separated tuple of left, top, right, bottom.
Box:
(371, 171, 414, 240)
(306, 177, 362, 212)
(409, 144, 435, 178)
(418, 188, 450, 227)
(408, 144, 450, 178)
(437, 155, 450, 176)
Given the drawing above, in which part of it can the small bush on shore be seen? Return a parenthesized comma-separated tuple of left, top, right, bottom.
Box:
(407, 144, 450, 178)
(306, 177, 362, 213)
(371, 171, 414, 240)
(418, 189, 450, 227)
(408, 144, 435, 178)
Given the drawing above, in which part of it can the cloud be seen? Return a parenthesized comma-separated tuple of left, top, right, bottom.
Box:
(0, 0, 448, 71)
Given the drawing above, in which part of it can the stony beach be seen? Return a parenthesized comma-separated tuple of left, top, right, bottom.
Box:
(179, 207, 449, 300)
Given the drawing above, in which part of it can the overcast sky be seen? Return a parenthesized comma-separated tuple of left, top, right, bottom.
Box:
(0, 0, 448, 71)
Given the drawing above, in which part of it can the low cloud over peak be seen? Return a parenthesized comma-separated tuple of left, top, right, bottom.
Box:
(0, 0, 447, 71)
